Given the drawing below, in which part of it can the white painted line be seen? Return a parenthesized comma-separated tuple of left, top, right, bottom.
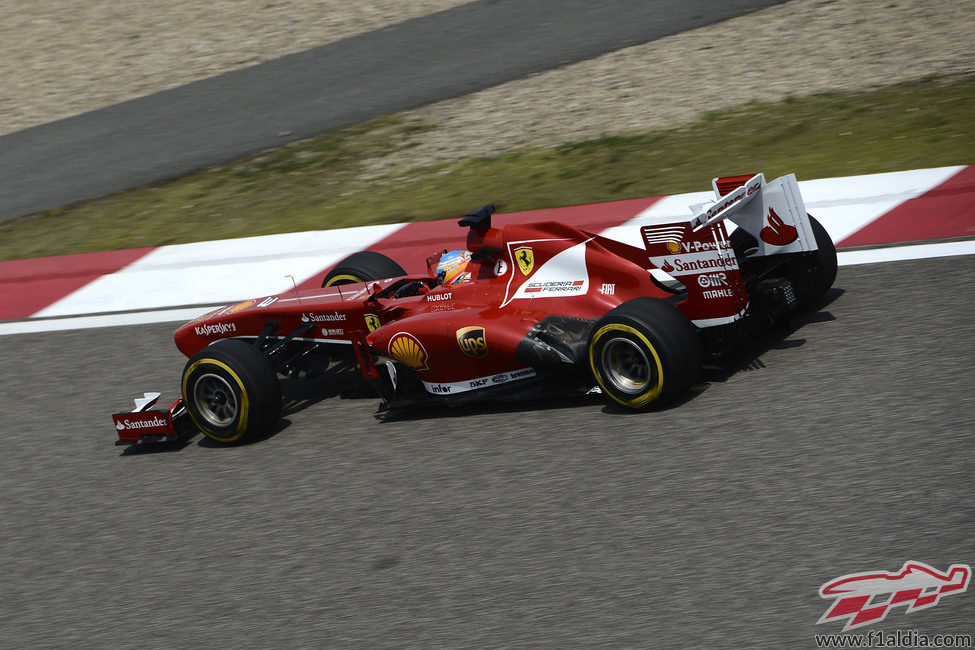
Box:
(23, 167, 967, 320)
(598, 166, 964, 249)
(0, 306, 219, 336)
(3, 240, 971, 336)
(799, 165, 963, 243)
(33, 223, 406, 318)
(837, 240, 975, 266)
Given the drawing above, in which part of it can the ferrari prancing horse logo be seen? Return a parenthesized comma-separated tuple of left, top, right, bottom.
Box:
(364, 313, 381, 332)
(513, 246, 534, 275)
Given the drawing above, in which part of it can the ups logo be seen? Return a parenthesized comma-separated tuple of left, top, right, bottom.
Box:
(456, 326, 488, 358)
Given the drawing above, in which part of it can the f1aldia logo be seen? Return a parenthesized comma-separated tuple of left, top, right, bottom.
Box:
(817, 561, 971, 631)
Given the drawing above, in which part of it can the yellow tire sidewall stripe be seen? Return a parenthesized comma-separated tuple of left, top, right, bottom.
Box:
(182, 357, 251, 442)
(589, 323, 665, 408)
(324, 274, 364, 287)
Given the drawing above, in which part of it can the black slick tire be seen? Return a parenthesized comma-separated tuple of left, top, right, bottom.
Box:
(588, 297, 702, 409)
(799, 215, 837, 308)
(182, 339, 282, 444)
(322, 251, 407, 287)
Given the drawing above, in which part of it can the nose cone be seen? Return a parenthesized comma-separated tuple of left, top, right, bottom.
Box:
(173, 306, 232, 357)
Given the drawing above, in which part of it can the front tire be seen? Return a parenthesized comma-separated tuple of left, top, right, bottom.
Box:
(182, 339, 282, 443)
(588, 298, 702, 409)
(322, 251, 407, 288)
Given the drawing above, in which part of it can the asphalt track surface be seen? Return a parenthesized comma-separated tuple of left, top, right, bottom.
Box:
(2, 255, 972, 647)
(0, 0, 792, 222)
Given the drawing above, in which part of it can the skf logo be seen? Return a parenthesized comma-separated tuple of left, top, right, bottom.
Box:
(513, 246, 534, 275)
(388, 332, 428, 370)
(456, 326, 487, 358)
(818, 561, 970, 631)
(364, 314, 381, 332)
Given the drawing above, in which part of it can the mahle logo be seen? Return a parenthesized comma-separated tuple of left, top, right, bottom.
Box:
(456, 326, 487, 358)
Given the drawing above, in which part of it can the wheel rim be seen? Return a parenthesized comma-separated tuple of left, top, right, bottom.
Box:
(600, 337, 654, 395)
(193, 372, 239, 427)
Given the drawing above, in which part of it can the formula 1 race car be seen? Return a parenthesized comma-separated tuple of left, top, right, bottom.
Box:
(113, 173, 836, 445)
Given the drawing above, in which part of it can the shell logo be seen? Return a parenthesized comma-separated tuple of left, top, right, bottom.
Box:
(666, 241, 680, 253)
(388, 332, 428, 370)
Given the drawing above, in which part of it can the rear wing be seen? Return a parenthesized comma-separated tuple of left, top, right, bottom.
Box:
(641, 173, 816, 328)
(700, 173, 818, 256)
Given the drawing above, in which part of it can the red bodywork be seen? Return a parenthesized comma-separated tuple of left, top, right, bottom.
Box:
(172, 220, 743, 393)
(117, 196, 782, 444)
(113, 173, 826, 444)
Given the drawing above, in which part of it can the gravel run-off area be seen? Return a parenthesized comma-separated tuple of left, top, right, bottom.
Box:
(0, 0, 469, 136)
(3, 0, 973, 175)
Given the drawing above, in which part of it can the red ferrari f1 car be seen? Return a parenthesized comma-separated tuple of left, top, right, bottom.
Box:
(113, 173, 836, 444)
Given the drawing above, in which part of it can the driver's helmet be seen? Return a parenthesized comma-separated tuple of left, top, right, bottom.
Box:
(436, 249, 472, 285)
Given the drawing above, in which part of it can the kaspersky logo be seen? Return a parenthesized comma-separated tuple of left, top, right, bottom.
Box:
(818, 561, 971, 631)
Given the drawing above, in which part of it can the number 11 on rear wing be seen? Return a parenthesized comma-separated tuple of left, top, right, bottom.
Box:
(641, 173, 818, 328)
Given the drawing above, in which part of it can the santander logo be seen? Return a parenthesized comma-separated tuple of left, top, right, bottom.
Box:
(115, 416, 168, 430)
(759, 207, 799, 246)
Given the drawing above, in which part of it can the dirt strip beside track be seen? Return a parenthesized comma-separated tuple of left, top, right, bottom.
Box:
(1, 0, 472, 136)
(0, 0, 794, 222)
(2, 256, 972, 647)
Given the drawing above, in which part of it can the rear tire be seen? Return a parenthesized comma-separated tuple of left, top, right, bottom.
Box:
(182, 339, 282, 444)
(322, 251, 407, 288)
(799, 215, 837, 308)
(588, 298, 702, 409)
